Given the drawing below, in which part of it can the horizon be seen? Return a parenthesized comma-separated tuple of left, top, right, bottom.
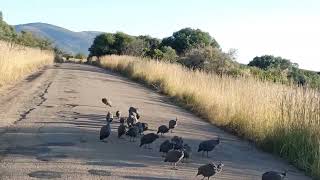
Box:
(1, 0, 320, 71)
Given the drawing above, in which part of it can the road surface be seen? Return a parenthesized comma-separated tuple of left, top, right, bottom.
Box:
(0, 63, 310, 180)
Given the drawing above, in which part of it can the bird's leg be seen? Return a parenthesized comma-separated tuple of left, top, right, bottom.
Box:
(202, 151, 204, 158)
(173, 163, 178, 170)
(206, 151, 209, 158)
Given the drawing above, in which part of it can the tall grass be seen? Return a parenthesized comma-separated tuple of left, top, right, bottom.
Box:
(99, 55, 320, 178)
(0, 41, 54, 88)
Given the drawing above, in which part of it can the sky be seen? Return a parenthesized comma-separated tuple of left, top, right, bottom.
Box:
(1, 0, 320, 71)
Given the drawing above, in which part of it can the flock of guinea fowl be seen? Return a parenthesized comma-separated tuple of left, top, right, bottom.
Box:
(99, 98, 288, 180)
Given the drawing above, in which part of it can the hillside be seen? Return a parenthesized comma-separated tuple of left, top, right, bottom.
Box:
(15, 23, 102, 55)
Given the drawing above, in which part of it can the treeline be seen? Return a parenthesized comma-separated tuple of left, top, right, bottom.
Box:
(89, 27, 320, 88)
(0, 12, 52, 50)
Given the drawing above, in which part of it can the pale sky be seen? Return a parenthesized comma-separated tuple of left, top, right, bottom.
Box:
(1, 0, 319, 71)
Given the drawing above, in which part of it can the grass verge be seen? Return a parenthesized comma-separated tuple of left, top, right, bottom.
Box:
(0, 41, 54, 88)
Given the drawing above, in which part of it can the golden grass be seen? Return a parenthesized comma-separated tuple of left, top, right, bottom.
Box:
(99, 55, 320, 178)
(0, 41, 54, 88)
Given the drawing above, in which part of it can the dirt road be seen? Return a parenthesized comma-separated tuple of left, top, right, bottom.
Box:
(0, 63, 310, 180)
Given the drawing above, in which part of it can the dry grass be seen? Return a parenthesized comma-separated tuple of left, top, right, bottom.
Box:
(0, 41, 54, 88)
(99, 55, 320, 178)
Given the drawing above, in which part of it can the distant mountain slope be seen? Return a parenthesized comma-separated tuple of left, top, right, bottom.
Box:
(14, 23, 102, 55)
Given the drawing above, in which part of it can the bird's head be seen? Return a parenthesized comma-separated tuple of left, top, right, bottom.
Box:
(217, 162, 224, 168)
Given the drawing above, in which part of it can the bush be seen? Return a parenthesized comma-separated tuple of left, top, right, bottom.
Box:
(179, 46, 238, 75)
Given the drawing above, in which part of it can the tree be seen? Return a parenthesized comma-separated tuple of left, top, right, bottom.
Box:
(161, 28, 220, 54)
(161, 46, 177, 63)
(248, 55, 298, 71)
(88, 33, 115, 57)
(179, 46, 237, 74)
(124, 38, 147, 56)
(113, 32, 134, 55)
(75, 53, 86, 59)
(0, 11, 3, 21)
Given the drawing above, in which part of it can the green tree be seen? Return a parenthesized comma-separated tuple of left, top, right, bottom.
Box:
(88, 33, 116, 57)
(161, 28, 220, 54)
(0, 16, 16, 41)
(248, 55, 298, 71)
(75, 53, 86, 59)
(179, 46, 237, 74)
(113, 32, 134, 55)
(161, 46, 177, 63)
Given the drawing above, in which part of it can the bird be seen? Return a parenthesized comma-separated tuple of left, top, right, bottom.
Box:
(159, 140, 174, 156)
(141, 122, 148, 131)
(127, 114, 138, 127)
(182, 144, 192, 162)
(171, 136, 184, 150)
(128, 107, 140, 119)
(164, 149, 184, 170)
(101, 98, 112, 107)
(134, 122, 144, 136)
(198, 137, 220, 158)
(99, 120, 111, 142)
(262, 170, 287, 180)
(116, 110, 121, 119)
(117, 123, 126, 138)
(119, 117, 126, 124)
(140, 133, 159, 149)
(126, 126, 139, 142)
(196, 162, 224, 180)
(106, 111, 113, 122)
(169, 117, 178, 133)
(157, 125, 169, 136)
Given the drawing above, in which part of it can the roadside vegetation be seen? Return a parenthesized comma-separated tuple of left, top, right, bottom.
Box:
(99, 55, 320, 178)
(88, 28, 320, 89)
(0, 13, 54, 88)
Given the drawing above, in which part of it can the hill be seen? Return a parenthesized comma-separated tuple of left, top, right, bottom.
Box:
(15, 23, 102, 55)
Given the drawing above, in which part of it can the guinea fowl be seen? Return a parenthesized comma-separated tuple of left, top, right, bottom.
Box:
(157, 125, 169, 136)
(159, 140, 174, 156)
(127, 114, 138, 127)
(164, 149, 184, 170)
(128, 107, 140, 119)
(198, 137, 220, 158)
(141, 122, 148, 131)
(116, 110, 121, 119)
(101, 98, 112, 107)
(139, 133, 159, 149)
(99, 120, 111, 142)
(119, 117, 126, 124)
(182, 144, 192, 162)
(106, 111, 113, 122)
(126, 126, 139, 142)
(134, 122, 144, 136)
(117, 122, 126, 138)
(197, 162, 224, 180)
(168, 117, 178, 133)
(171, 136, 184, 150)
(262, 170, 287, 180)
